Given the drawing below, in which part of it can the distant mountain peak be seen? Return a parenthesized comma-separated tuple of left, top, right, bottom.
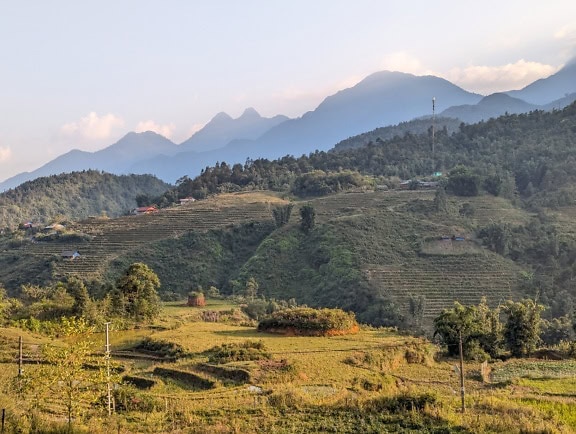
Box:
(239, 107, 261, 119)
(212, 112, 233, 122)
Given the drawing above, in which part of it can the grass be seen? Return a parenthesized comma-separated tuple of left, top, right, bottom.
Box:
(2, 301, 576, 433)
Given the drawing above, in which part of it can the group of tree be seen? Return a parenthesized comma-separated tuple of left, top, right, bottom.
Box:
(0, 170, 169, 229)
(142, 102, 576, 209)
(0, 262, 162, 332)
(433, 298, 575, 360)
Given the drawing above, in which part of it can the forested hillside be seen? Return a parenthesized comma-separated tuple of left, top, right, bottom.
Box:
(2, 104, 576, 330)
(0, 171, 171, 228)
(164, 102, 576, 207)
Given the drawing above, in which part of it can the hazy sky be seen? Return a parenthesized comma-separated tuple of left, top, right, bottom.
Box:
(1, 1, 576, 182)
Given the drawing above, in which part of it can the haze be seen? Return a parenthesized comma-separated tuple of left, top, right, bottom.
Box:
(1, 0, 575, 182)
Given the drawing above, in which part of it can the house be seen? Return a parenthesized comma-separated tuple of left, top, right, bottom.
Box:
(61, 250, 81, 260)
(179, 197, 196, 205)
(132, 206, 158, 215)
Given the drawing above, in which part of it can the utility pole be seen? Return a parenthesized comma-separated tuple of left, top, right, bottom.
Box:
(18, 336, 23, 377)
(104, 322, 112, 416)
(458, 330, 465, 413)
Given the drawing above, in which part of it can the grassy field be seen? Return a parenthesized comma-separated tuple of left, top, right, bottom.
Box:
(1, 300, 576, 433)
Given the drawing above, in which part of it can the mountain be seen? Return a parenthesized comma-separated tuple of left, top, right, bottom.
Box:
(131, 72, 483, 182)
(440, 93, 538, 123)
(179, 108, 289, 152)
(240, 71, 482, 156)
(5, 63, 576, 189)
(0, 131, 178, 191)
(506, 60, 576, 104)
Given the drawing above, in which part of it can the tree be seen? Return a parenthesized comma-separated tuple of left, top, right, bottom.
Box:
(502, 299, 544, 357)
(65, 276, 90, 317)
(116, 263, 161, 321)
(272, 203, 294, 228)
(433, 187, 449, 214)
(477, 222, 510, 255)
(300, 204, 316, 233)
(540, 316, 574, 346)
(17, 318, 106, 432)
(446, 166, 480, 196)
(245, 277, 259, 301)
(433, 300, 502, 360)
(0, 285, 8, 323)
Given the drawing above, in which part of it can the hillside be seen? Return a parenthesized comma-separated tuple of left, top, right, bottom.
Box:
(3, 105, 576, 328)
(0, 170, 171, 229)
(332, 117, 462, 152)
(0, 189, 535, 329)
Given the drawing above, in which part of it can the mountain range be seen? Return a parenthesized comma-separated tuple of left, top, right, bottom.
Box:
(2, 60, 576, 191)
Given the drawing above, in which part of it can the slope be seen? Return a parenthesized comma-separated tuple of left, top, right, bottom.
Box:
(0, 189, 530, 328)
(129, 71, 482, 182)
(506, 59, 576, 105)
(0, 170, 171, 228)
(0, 132, 178, 192)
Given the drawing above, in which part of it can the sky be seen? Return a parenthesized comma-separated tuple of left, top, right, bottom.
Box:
(1, 0, 576, 182)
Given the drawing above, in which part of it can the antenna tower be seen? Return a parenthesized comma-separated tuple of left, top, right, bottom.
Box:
(432, 97, 436, 156)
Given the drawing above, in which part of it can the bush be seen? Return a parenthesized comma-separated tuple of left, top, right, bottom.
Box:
(257, 307, 359, 335)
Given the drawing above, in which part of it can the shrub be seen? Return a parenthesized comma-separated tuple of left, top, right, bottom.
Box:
(257, 307, 359, 336)
(122, 375, 156, 390)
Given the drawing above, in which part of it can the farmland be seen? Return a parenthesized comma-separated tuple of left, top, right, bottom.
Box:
(1, 299, 575, 433)
(0, 189, 538, 323)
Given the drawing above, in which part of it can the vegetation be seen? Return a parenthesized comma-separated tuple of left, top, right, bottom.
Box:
(113, 262, 162, 321)
(258, 307, 359, 335)
(434, 299, 502, 360)
(205, 340, 272, 364)
(1, 299, 575, 433)
(502, 299, 545, 357)
(3, 97, 576, 433)
(0, 170, 170, 229)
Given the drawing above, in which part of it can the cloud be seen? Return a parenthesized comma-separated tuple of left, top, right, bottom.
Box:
(0, 146, 12, 162)
(447, 60, 559, 94)
(135, 120, 176, 138)
(60, 112, 125, 140)
(555, 24, 576, 41)
(380, 52, 432, 75)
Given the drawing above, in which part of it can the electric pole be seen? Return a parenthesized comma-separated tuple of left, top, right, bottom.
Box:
(18, 336, 23, 377)
(105, 322, 112, 416)
(458, 330, 465, 413)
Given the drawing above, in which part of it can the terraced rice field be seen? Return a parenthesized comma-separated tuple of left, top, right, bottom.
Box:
(20, 192, 287, 281)
(365, 253, 521, 320)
